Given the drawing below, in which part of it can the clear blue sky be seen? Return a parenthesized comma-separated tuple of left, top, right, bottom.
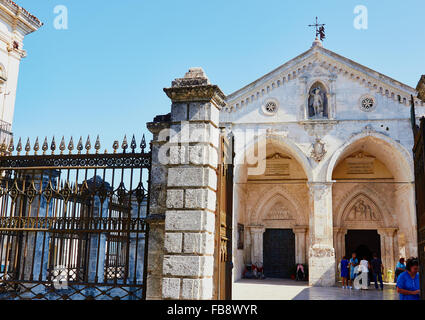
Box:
(13, 0, 425, 147)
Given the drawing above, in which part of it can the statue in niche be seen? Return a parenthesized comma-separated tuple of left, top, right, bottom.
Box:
(308, 83, 328, 118)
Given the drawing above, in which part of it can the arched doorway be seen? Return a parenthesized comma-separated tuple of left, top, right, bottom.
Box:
(345, 230, 381, 262)
(330, 135, 416, 281)
(232, 135, 311, 283)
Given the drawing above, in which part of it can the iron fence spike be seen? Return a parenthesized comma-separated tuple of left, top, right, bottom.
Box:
(60, 136, 66, 154)
(17, 137, 22, 155)
(51, 136, 56, 155)
(25, 138, 31, 155)
(68, 136, 74, 154)
(42, 137, 48, 155)
(95, 135, 101, 154)
(85, 136, 91, 154)
(8, 136, 14, 154)
(130, 135, 137, 153)
(122, 135, 128, 153)
(34, 137, 40, 155)
(77, 136, 83, 154)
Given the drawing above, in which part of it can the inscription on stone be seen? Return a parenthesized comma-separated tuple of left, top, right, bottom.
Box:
(345, 152, 375, 175)
(347, 162, 374, 174)
(266, 163, 290, 176)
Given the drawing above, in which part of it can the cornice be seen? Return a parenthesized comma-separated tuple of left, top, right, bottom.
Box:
(164, 84, 227, 109)
(0, 0, 43, 34)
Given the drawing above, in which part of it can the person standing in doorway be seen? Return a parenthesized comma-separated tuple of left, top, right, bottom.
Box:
(340, 256, 349, 288)
(359, 256, 370, 290)
(370, 253, 384, 290)
(395, 258, 406, 282)
(396, 258, 420, 300)
(348, 253, 359, 289)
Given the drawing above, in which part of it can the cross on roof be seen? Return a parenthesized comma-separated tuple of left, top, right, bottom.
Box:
(308, 17, 326, 41)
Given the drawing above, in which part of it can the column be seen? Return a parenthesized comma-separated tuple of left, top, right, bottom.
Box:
(308, 182, 335, 286)
(379, 228, 397, 282)
(144, 116, 170, 300)
(161, 68, 226, 300)
(250, 227, 265, 265)
(294, 227, 308, 265)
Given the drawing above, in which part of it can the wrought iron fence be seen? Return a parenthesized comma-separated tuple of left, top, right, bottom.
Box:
(0, 134, 151, 300)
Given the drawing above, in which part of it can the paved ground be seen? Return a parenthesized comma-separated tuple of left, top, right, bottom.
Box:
(233, 279, 398, 300)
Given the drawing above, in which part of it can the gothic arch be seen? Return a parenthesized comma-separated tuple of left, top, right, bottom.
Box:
(325, 130, 414, 182)
(250, 185, 308, 226)
(334, 184, 395, 228)
(234, 132, 313, 181)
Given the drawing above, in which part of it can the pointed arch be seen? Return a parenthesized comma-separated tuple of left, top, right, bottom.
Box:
(325, 131, 413, 182)
(334, 184, 395, 228)
(250, 185, 308, 226)
(234, 133, 313, 182)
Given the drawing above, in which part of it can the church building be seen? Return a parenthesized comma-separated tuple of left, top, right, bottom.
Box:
(220, 37, 423, 287)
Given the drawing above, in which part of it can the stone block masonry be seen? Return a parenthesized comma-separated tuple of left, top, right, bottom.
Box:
(160, 67, 226, 300)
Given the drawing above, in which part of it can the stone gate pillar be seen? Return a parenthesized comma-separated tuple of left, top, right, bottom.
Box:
(308, 182, 335, 286)
(145, 116, 171, 300)
(161, 68, 226, 300)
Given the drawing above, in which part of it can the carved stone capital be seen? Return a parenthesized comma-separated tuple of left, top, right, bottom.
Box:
(308, 182, 333, 202)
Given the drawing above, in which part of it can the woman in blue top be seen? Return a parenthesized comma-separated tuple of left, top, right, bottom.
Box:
(396, 258, 420, 300)
(348, 253, 359, 289)
(340, 256, 349, 289)
(395, 258, 406, 282)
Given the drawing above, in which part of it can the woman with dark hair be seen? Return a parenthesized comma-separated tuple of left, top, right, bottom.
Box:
(396, 257, 420, 300)
(395, 258, 406, 282)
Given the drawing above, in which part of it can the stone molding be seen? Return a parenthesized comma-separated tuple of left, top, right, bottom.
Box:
(164, 85, 226, 109)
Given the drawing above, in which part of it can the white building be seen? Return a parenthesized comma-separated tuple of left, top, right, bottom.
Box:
(0, 0, 41, 142)
(219, 38, 423, 286)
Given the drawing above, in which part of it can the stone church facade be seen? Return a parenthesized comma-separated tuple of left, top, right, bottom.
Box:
(147, 38, 424, 300)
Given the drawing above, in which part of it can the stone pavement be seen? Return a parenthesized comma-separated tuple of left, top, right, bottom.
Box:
(233, 278, 398, 300)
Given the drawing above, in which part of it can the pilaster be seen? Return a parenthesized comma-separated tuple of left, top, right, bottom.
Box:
(308, 182, 335, 286)
(250, 226, 265, 265)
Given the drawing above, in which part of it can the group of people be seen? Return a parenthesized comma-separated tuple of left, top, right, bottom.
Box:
(339, 253, 420, 300)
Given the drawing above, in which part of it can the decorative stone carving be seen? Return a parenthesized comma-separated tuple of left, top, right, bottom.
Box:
(346, 199, 379, 221)
(310, 138, 326, 162)
(359, 95, 377, 112)
(266, 203, 292, 220)
(309, 246, 335, 258)
(262, 99, 279, 116)
(308, 182, 332, 202)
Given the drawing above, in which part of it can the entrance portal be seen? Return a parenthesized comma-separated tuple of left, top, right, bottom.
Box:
(345, 230, 381, 261)
(263, 229, 295, 278)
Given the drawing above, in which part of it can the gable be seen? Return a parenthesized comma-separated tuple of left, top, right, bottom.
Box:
(223, 44, 422, 115)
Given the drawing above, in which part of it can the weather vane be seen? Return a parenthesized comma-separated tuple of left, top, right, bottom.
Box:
(308, 17, 326, 41)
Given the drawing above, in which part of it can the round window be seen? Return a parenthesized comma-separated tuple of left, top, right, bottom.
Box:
(262, 99, 279, 115)
(359, 95, 377, 112)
